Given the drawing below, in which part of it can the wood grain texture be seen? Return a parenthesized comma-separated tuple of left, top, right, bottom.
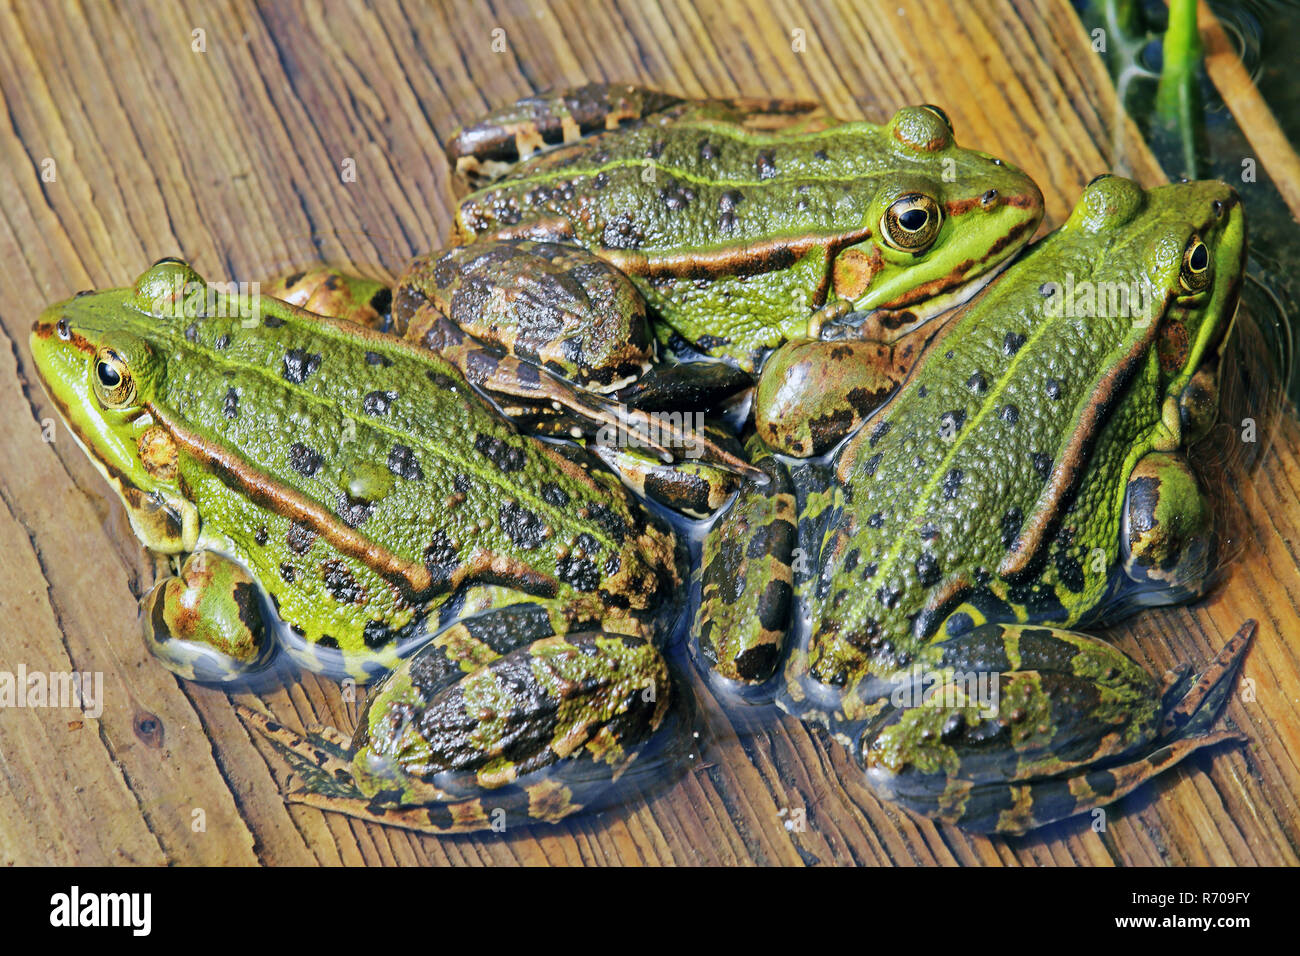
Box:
(0, 0, 1297, 866)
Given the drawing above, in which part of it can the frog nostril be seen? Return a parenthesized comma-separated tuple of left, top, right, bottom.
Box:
(56, 317, 71, 340)
(73, 289, 93, 298)
(1213, 199, 1224, 218)
(980, 189, 999, 207)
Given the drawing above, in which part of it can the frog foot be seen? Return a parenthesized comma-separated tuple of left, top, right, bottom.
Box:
(860, 620, 1254, 834)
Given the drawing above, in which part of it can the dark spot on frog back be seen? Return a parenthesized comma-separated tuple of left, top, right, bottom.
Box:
(282, 347, 322, 384)
(321, 558, 366, 604)
(558, 555, 600, 591)
(387, 443, 424, 480)
(287, 522, 317, 554)
(289, 442, 324, 477)
(475, 433, 526, 472)
(423, 530, 460, 589)
(364, 389, 399, 416)
(540, 482, 570, 507)
(499, 501, 546, 548)
(336, 493, 375, 528)
(585, 501, 630, 543)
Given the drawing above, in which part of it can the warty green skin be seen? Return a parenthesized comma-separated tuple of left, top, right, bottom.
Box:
(694, 177, 1254, 832)
(31, 261, 694, 830)
(796, 177, 1244, 704)
(29, 263, 682, 681)
(448, 86, 1046, 371)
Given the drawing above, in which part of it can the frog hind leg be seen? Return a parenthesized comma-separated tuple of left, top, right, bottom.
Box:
(585, 420, 746, 519)
(260, 267, 392, 331)
(692, 441, 797, 684)
(860, 620, 1253, 834)
(140, 550, 272, 683)
(445, 84, 686, 188)
(244, 592, 681, 834)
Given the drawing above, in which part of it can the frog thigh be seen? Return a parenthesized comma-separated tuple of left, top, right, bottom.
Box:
(260, 267, 392, 329)
(860, 621, 1252, 834)
(1120, 450, 1216, 601)
(140, 550, 271, 682)
(249, 589, 676, 833)
(445, 83, 686, 187)
(693, 443, 796, 683)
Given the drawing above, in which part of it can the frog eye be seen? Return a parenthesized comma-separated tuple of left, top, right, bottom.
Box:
(1179, 236, 1212, 293)
(92, 346, 137, 408)
(881, 194, 942, 252)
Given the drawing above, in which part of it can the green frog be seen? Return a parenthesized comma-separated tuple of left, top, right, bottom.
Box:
(270, 84, 1045, 507)
(694, 176, 1255, 833)
(30, 259, 688, 831)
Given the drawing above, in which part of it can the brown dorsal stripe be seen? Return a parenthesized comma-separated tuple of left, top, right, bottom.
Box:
(148, 403, 438, 598)
(997, 292, 1171, 578)
(601, 225, 876, 282)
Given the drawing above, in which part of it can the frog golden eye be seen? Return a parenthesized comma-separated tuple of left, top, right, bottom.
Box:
(1180, 237, 1212, 292)
(881, 194, 942, 251)
(92, 347, 137, 408)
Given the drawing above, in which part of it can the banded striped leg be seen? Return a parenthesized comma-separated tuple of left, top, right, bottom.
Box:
(861, 621, 1253, 834)
(240, 592, 676, 834)
(693, 440, 797, 684)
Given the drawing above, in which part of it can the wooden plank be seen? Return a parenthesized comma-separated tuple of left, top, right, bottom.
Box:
(0, 0, 1296, 865)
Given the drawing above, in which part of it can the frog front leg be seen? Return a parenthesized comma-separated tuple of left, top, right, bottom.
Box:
(859, 620, 1252, 834)
(243, 591, 676, 834)
(1121, 450, 1216, 602)
(140, 550, 271, 682)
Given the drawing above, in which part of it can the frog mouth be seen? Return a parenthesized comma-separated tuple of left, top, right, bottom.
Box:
(820, 229, 1033, 344)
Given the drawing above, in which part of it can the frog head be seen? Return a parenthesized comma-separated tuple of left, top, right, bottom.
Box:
(829, 105, 1046, 331)
(30, 259, 217, 554)
(1061, 175, 1246, 446)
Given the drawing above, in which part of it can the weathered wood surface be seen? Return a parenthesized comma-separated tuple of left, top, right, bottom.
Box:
(0, 0, 1297, 866)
